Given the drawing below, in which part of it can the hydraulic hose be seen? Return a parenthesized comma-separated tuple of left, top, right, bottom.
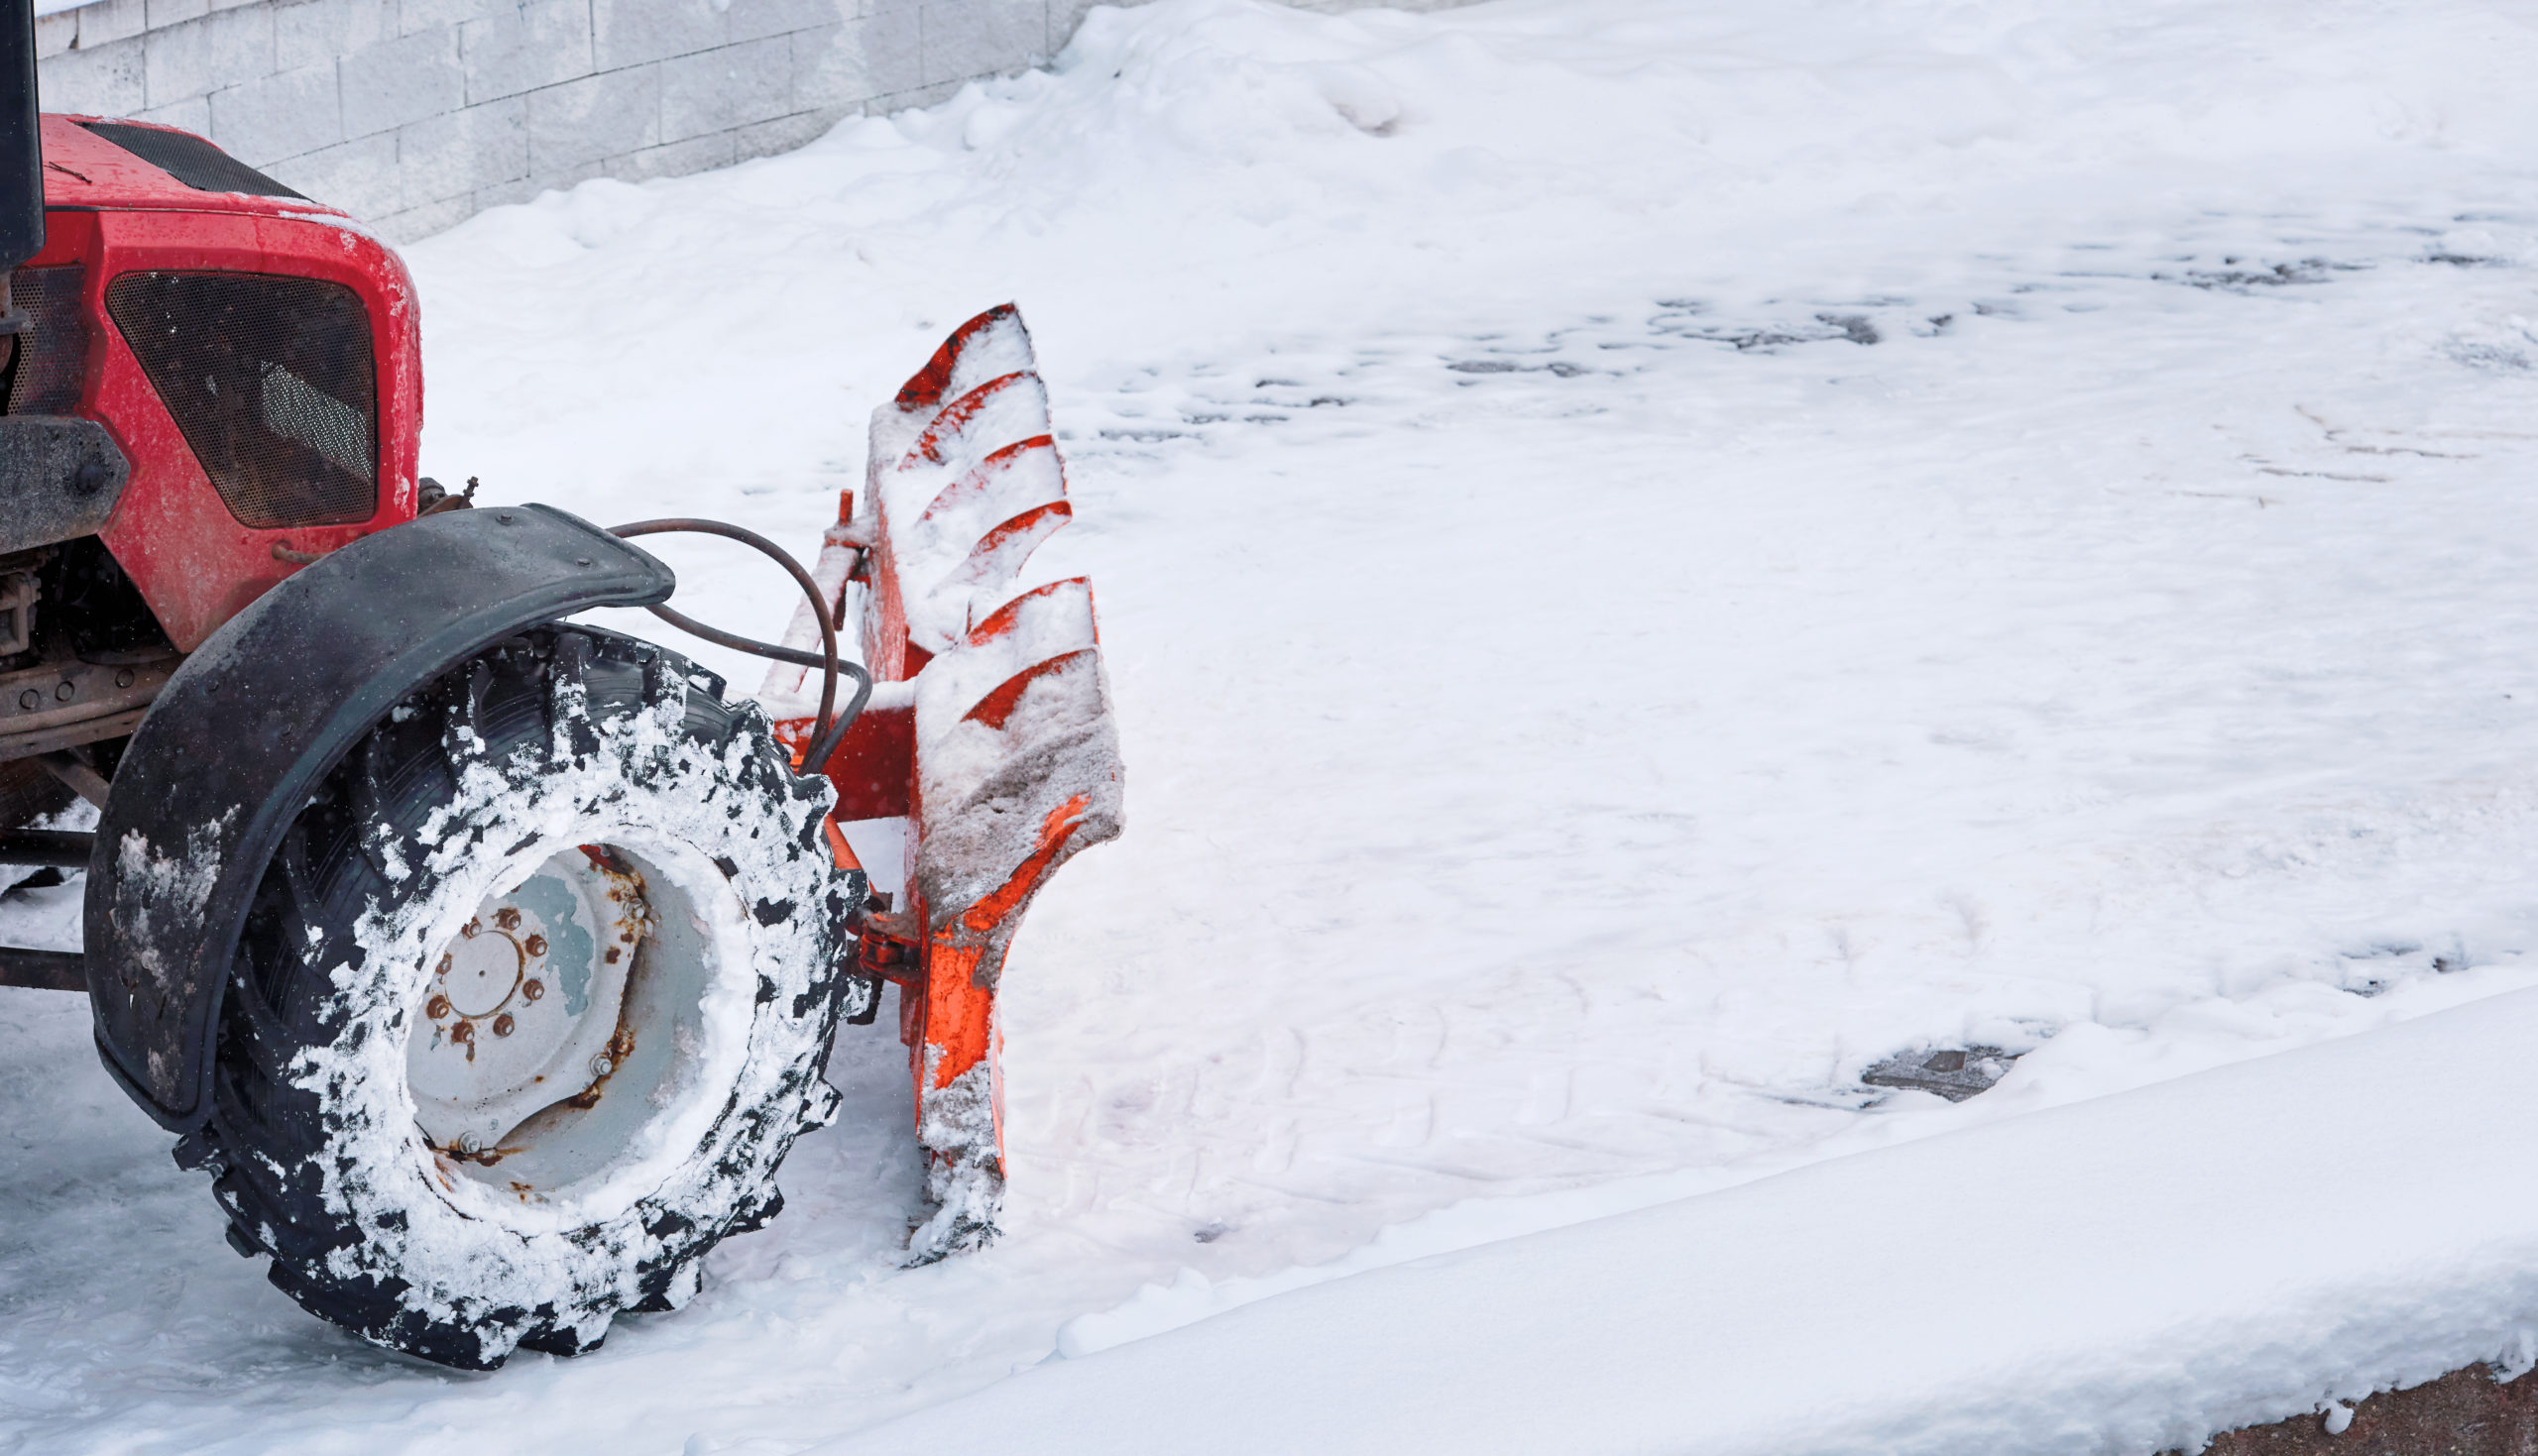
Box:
(605, 517, 872, 776)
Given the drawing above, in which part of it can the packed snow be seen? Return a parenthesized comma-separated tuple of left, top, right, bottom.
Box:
(813, 989, 2538, 1456)
(8, 0, 2538, 1448)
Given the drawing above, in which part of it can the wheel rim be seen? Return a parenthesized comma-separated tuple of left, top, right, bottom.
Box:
(402, 836, 748, 1203)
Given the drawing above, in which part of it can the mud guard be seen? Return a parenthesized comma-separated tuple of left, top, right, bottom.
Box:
(85, 504, 674, 1130)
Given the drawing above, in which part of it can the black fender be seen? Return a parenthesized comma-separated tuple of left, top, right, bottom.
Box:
(84, 504, 674, 1130)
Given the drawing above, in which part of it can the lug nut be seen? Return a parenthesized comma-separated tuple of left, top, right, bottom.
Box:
(14, 689, 33, 710)
(451, 1021, 475, 1044)
(589, 1055, 614, 1078)
(495, 907, 522, 931)
(523, 934, 547, 956)
(457, 1132, 482, 1155)
(113, 668, 133, 689)
(492, 1013, 515, 1037)
(53, 681, 71, 701)
(521, 979, 544, 1001)
(425, 994, 451, 1019)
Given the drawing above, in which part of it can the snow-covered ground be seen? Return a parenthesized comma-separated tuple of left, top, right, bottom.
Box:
(9, 0, 2538, 1448)
(812, 988, 2538, 1456)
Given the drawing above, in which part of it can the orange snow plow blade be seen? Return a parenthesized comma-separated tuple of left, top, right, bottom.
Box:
(763, 305, 1123, 1258)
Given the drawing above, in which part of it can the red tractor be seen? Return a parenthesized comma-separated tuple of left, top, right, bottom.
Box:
(0, 0, 1120, 1368)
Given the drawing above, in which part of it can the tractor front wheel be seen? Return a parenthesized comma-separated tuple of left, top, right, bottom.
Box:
(176, 625, 863, 1368)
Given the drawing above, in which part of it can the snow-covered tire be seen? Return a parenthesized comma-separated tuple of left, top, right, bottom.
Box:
(176, 624, 864, 1369)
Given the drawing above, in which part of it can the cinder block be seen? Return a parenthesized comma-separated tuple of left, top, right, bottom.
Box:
(734, 105, 837, 161)
(398, 94, 524, 204)
(591, 0, 723, 72)
(864, 0, 919, 89)
(870, 73, 954, 110)
(277, 0, 391, 72)
(817, 6, 912, 103)
(37, 35, 145, 115)
(920, 0, 1040, 84)
(145, 0, 207, 32)
(459, 0, 592, 102)
(1046, 0, 1103, 55)
(475, 157, 599, 208)
(725, 0, 849, 47)
(209, 60, 340, 164)
(473, 175, 539, 208)
(262, 129, 398, 216)
(75, 0, 150, 51)
(144, 7, 276, 111)
(36, 11, 76, 60)
(784, 24, 854, 110)
(397, 0, 504, 40)
(340, 26, 461, 136)
(134, 93, 211, 132)
(36, 0, 1231, 243)
(523, 63, 656, 169)
(373, 192, 474, 243)
(659, 35, 788, 143)
(604, 128, 731, 182)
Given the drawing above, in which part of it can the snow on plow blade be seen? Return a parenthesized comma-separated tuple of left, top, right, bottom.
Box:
(762, 305, 1122, 1259)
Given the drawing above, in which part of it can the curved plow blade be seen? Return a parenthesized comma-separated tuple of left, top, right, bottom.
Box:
(761, 305, 1123, 1259)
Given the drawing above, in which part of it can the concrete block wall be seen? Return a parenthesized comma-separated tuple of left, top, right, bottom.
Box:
(31, 0, 1471, 242)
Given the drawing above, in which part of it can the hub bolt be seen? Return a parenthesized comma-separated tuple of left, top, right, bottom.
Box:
(14, 690, 32, 710)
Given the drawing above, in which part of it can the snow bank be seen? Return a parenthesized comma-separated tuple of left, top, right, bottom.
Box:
(818, 987, 2538, 1455)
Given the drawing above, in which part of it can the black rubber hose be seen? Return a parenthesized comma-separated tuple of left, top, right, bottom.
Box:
(649, 602, 874, 772)
(795, 650, 874, 782)
(647, 602, 830, 671)
(606, 517, 867, 774)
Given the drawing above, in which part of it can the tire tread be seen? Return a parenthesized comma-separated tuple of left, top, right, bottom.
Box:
(179, 625, 845, 1368)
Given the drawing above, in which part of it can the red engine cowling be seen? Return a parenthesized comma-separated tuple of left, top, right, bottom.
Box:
(24, 115, 421, 651)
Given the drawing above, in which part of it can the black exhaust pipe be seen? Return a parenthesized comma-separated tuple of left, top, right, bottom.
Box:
(0, 0, 39, 327)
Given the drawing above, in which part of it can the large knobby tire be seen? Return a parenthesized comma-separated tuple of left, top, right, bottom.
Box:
(178, 625, 865, 1369)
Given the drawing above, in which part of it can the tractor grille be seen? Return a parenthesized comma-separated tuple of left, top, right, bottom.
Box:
(7, 266, 87, 415)
(106, 271, 378, 528)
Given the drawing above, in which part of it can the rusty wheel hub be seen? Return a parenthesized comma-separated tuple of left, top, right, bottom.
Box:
(405, 845, 650, 1160)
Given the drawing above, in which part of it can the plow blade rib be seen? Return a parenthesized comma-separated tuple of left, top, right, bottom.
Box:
(762, 304, 1122, 1260)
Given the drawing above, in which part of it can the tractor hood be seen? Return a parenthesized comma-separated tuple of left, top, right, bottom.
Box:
(36, 115, 355, 224)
